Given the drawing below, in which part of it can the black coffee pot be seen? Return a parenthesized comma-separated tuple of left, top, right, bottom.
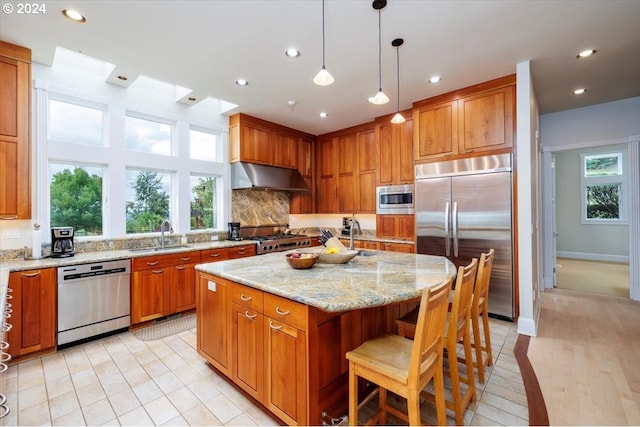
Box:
(227, 222, 241, 240)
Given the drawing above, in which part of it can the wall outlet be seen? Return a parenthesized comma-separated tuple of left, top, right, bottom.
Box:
(2, 230, 20, 239)
(211, 235, 219, 241)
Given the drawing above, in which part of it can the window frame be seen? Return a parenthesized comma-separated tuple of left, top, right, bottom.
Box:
(580, 150, 628, 225)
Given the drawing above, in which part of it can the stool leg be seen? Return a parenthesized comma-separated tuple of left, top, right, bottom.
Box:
(379, 387, 388, 425)
(472, 313, 485, 383)
(482, 309, 493, 367)
(434, 354, 447, 426)
(349, 362, 358, 426)
(447, 342, 464, 425)
(407, 390, 421, 426)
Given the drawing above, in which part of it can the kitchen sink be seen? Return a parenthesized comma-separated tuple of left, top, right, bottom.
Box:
(129, 244, 191, 253)
(356, 250, 378, 257)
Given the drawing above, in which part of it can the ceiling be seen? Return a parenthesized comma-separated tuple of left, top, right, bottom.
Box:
(1, 0, 639, 136)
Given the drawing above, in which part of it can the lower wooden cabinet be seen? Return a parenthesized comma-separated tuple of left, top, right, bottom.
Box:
(7, 268, 56, 358)
(376, 214, 415, 241)
(197, 275, 232, 376)
(381, 242, 415, 253)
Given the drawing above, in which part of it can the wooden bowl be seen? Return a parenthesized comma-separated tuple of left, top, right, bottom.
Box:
(285, 252, 319, 269)
(317, 250, 358, 264)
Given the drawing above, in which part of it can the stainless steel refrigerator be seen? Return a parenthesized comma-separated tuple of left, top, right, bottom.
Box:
(415, 154, 514, 320)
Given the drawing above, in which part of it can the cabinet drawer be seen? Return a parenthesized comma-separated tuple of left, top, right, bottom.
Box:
(264, 293, 307, 331)
(228, 244, 257, 259)
(132, 250, 201, 270)
(200, 248, 230, 262)
(232, 284, 264, 312)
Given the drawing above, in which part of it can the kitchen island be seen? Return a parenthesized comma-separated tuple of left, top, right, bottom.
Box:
(195, 249, 456, 426)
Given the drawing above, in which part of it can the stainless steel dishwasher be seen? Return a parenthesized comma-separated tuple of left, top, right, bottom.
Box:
(57, 259, 131, 347)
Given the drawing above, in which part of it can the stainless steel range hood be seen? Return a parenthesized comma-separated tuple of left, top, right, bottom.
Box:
(231, 162, 309, 192)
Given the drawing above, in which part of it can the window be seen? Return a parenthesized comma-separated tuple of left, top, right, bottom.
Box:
(190, 174, 217, 230)
(50, 162, 104, 236)
(581, 151, 627, 223)
(49, 99, 104, 146)
(125, 169, 172, 234)
(125, 114, 172, 155)
(189, 128, 218, 161)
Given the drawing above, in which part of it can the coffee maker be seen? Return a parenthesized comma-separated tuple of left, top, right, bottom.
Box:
(341, 217, 351, 236)
(51, 226, 75, 258)
(227, 222, 242, 241)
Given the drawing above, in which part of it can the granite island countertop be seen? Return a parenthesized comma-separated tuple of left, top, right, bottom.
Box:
(195, 249, 456, 312)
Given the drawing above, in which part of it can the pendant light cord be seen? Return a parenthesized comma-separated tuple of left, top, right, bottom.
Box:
(377, 9, 382, 91)
(322, 0, 326, 67)
(396, 46, 400, 111)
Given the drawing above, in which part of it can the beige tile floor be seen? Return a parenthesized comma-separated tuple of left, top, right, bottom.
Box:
(0, 317, 525, 426)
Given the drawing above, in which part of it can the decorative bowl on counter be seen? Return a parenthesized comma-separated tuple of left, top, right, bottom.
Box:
(296, 248, 359, 264)
(285, 252, 319, 269)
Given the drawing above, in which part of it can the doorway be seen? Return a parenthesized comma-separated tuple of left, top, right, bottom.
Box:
(542, 139, 638, 300)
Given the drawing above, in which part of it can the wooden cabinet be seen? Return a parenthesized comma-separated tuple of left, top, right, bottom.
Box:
(316, 123, 376, 214)
(413, 74, 515, 162)
(376, 214, 415, 242)
(376, 114, 414, 186)
(131, 251, 201, 324)
(272, 132, 298, 169)
(290, 137, 315, 214)
(227, 244, 256, 259)
(232, 284, 264, 401)
(7, 268, 56, 358)
(381, 242, 415, 253)
(0, 41, 31, 220)
(197, 274, 232, 376)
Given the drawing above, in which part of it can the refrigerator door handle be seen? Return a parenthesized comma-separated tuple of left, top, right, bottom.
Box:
(444, 201, 451, 256)
(452, 201, 459, 257)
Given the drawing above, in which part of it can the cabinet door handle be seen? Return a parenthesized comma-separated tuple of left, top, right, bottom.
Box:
(275, 307, 290, 316)
(176, 266, 185, 270)
(0, 363, 7, 374)
(180, 257, 191, 261)
(152, 269, 163, 274)
(21, 271, 41, 278)
(0, 216, 17, 220)
(1, 324, 11, 333)
(244, 311, 257, 320)
(269, 320, 283, 330)
(0, 352, 10, 363)
(240, 294, 252, 302)
(146, 261, 159, 266)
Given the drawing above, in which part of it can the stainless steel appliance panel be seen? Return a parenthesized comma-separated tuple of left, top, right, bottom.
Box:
(416, 154, 514, 320)
(57, 259, 131, 345)
(376, 184, 414, 214)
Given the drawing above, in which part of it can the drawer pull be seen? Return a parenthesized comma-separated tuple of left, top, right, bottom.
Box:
(176, 266, 185, 270)
(180, 257, 191, 261)
(21, 271, 41, 278)
(1, 324, 11, 333)
(0, 341, 8, 350)
(152, 269, 163, 274)
(244, 311, 257, 320)
(209, 253, 221, 257)
(275, 307, 290, 316)
(146, 261, 160, 266)
(0, 352, 10, 363)
(0, 363, 7, 374)
(269, 320, 283, 330)
(240, 294, 252, 302)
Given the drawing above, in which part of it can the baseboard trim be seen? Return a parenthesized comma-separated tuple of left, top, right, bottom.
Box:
(517, 316, 537, 336)
(514, 334, 549, 426)
(556, 251, 629, 263)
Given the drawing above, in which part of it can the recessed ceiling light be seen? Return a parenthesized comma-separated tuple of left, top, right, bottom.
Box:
(577, 49, 596, 59)
(62, 9, 86, 23)
(188, 97, 196, 102)
(235, 79, 248, 86)
(320, 112, 328, 118)
(288, 100, 296, 106)
(573, 88, 587, 95)
(285, 48, 301, 58)
(117, 75, 128, 81)
(428, 76, 441, 84)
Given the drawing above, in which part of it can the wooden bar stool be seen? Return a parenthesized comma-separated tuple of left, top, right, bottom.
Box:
(345, 279, 452, 426)
(470, 249, 495, 383)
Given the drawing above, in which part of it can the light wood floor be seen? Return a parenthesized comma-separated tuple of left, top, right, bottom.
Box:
(556, 257, 629, 298)
(527, 288, 640, 425)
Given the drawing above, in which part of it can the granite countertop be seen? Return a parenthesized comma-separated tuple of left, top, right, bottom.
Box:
(195, 248, 456, 312)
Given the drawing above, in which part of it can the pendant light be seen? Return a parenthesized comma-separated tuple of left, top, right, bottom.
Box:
(313, 0, 334, 86)
(390, 38, 406, 124)
(369, 0, 389, 105)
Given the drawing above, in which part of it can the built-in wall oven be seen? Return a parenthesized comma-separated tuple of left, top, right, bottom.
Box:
(57, 259, 131, 347)
(376, 184, 414, 214)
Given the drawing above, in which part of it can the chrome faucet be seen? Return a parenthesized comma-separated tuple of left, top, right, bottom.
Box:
(349, 217, 362, 251)
(160, 219, 172, 248)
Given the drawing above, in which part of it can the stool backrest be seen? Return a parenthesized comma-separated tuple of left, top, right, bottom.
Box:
(473, 249, 495, 312)
(449, 258, 478, 341)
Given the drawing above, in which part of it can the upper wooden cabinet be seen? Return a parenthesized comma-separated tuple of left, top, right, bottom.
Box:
(316, 123, 376, 214)
(229, 113, 315, 171)
(376, 113, 414, 186)
(0, 41, 31, 220)
(290, 137, 315, 214)
(413, 74, 515, 162)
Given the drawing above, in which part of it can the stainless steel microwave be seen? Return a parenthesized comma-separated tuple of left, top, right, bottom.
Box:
(376, 184, 414, 214)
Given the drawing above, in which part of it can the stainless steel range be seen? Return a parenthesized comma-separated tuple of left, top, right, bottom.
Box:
(236, 225, 317, 255)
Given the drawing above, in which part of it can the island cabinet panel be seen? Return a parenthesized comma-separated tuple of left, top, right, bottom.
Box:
(7, 268, 56, 358)
(197, 274, 232, 376)
(232, 303, 264, 401)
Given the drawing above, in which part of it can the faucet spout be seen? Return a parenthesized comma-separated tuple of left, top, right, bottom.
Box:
(160, 219, 172, 248)
(348, 217, 362, 251)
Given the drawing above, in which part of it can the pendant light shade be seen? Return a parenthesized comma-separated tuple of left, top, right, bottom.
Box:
(391, 38, 406, 124)
(369, 0, 389, 105)
(314, 0, 334, 86)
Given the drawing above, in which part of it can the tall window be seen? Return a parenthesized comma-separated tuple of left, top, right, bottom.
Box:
(581, 151, 627, 223)
(125, 169, 172, 234)
(190, 174, 217, 230)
